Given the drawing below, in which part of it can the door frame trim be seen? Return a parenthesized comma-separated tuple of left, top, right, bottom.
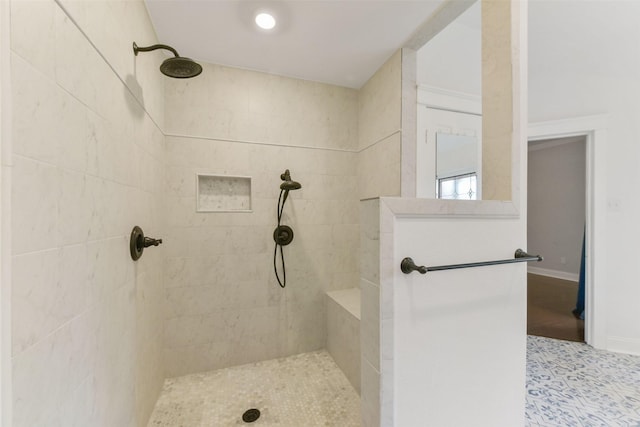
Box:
(528, 115, 608, 349)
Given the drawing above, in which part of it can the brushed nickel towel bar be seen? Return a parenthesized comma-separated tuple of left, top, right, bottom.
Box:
(401, 249, 542, 274)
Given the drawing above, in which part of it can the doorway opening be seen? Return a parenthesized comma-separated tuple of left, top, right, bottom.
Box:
(527, 135, 586, 342)
(528, 115, 608, 349)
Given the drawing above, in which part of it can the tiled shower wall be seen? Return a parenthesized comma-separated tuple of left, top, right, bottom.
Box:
(357, 50, 403, 427)
(358, 50, 402, 200)
(10, 0, 165, 425)
(163, 63, 360, 376)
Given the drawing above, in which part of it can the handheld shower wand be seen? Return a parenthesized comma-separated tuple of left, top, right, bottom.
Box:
(273, 170, 302, 288)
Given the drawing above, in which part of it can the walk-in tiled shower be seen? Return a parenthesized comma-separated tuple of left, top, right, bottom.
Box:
(7, 0, 401, 425)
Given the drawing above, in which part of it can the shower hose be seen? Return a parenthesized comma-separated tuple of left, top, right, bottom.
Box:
(273, 189, 288, 288)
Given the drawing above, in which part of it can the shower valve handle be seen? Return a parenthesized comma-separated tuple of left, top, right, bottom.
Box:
(143, 237, 163, 248)
(130, 226, 162, 261)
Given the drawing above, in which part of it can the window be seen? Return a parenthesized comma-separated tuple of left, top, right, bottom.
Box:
(437, 172, 477, 200)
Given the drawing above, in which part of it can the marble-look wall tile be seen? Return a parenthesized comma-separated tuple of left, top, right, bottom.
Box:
(12, 310, 93, 426)
(10, 0, 56, 79)
(361, 358, 381, 427)
(10, 0, 166, 426)
(165, 197, 273, 229)
(284, 299, 327, 355)
(326, 292, 361, 393)
(328, 270, 361, 294)
(134, 112, 166, 166)
(359, 198, 384, 426)
(165, 136, 252, 170)
(59, 0, 166, 127)
(164, 338, 285, 379)
(87, 283, 138, 427)
(164, 114, 359, 374)
(11, 53, 68, 165)
(86, 236, 135, 313)
(360, 279, 380, 372)
(39, 377, 93, 427)
(58, 169, 92, 246)
(55, 0, 87, 30)
(12, 245, 86, 355)
(53, 7, 100, 112)
(12, 155, 59, 255)
(360, 199, 380, 284)
(161, 226, 269, 259)
(134, 253, 165, 426)
(358, 133, 401, 200)
(163, 304, 283, 376)
(357, 49, 402, 202)
(379, 201, 395, 322)
(358, 50, 402, 151)
(400, 48, 418, 198)
(378, 200, 395, 427)
(163, 254, 269, 290)
(380, 357, 394, 427)
(165, 63, 358, 151)
(482, 0, 513, 201)
(165, 306, 281, 350)
(164, 280, 270, 319)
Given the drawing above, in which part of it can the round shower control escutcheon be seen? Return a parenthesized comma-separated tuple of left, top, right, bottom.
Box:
(273, 225, 294, 246)
(130, 225, 163, 261)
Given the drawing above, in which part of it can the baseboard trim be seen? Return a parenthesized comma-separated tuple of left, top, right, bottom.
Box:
(607, 336, 640, 356)
(528, 266, 579, 282)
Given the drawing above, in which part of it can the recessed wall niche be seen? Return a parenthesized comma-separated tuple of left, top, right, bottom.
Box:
(196, 174, 252, 212)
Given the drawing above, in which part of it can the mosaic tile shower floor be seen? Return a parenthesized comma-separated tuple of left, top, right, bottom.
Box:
(147, 351, 360, 427)
(526, 335, 640, 427)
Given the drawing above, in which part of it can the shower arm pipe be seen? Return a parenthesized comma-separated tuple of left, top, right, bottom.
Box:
(400, 249, 543, 274)
(133, 42, 179, 57)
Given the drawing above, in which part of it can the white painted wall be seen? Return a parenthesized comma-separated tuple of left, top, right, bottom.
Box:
(393, 214, 526, 426)
(529, 0, 640, 353)
(528, 136, 586, 280)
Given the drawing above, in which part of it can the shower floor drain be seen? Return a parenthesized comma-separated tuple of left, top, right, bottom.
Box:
(242, 408, 261, 423)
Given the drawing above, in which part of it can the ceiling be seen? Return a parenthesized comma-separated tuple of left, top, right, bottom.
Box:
(144, 0, 447, 89)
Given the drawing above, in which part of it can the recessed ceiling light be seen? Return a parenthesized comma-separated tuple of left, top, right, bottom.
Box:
(255, 12, 276, 30)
